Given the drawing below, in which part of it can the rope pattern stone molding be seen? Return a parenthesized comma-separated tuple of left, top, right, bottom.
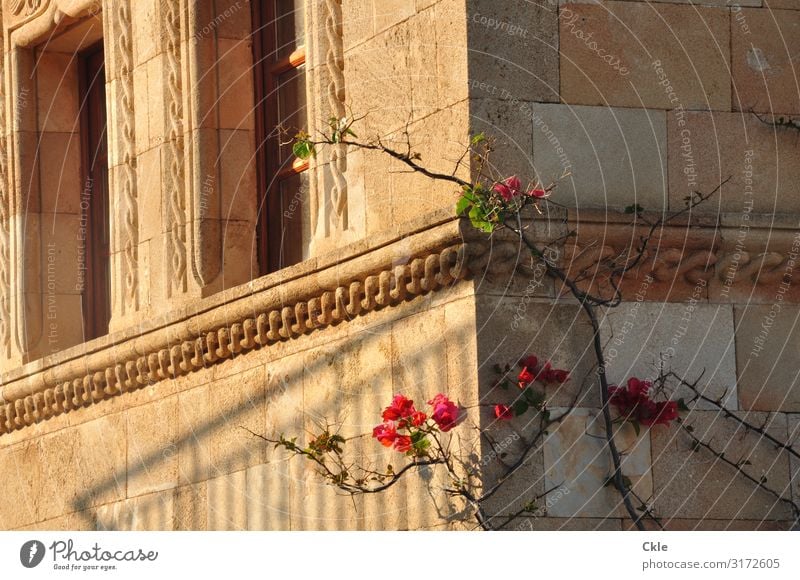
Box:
(0, 17, 11, 359)
(324, 0, 347, 231)
(164, 0, 188, 296)
(0, 243, 472, 435)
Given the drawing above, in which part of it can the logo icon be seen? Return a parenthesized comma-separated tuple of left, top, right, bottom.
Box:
(20, 540, 45, 568)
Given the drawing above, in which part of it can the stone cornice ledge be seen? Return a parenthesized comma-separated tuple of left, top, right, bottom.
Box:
(0, 209, 475, 435)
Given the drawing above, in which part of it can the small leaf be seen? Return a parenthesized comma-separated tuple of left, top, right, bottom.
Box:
(677, 398, 690, 412)
(624, 203, 644, 215)
(455, 195, 472, 217)
(523, 388, 545, 408)
(471, 132, 486, 145)
(512, 400, 529, 416)
(631, 420, 641, 437)
(293, 140, 314, 160)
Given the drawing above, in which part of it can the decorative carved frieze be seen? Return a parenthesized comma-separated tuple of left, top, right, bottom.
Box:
(0, 237, 470, 434)
(323, 0, 347, 231)
(8, 0, 41, 17)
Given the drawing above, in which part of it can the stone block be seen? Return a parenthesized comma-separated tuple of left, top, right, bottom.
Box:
(207, 470, 248, 530)
(38, 132, 81, 214)
(219, 129, 257, 221)
(39, 212, 82, 295)
(38, 413, 127, 522)
(735, 304, 800, 412)
(131, 0, 161, 67)
(173, 482, 207, 530)
(667, 111, 800, 214)
(469, 98, 535, 180)
(208, 367, 267, 476)
(373, 0, 416, 33)
(36, 53, 79, 133)
(0, 441, 41, 529)
(732, 8, 800, 115)
(127, 396, 179, 497)
(599, 302, 738, 410)
(476, 296, 602, 408)
(543, 407, 652, 518)
(531, 103, 667, 211)
(177, 383, 213, 485)
(217, 39, 255, 130)
(559, 2, 730, 110)
(136, 147, 163, 241)
(342, 0, 376, 51)
(246, 463, 291, 530)
(467, 0, 559, 103)
(651, 410, 792, 520)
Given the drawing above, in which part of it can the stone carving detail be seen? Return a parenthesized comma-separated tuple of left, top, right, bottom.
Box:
(322, 0, 347, 232)
(0, 24, 10, 359)
(108, 0, 139, 314)
(164, 0, 187, 296)
(8, 0, 41, 16)
(0, 243, 469, 434)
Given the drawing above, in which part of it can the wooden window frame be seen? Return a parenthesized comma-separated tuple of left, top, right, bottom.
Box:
(78, 40, 111, 340)
(252, 0, 308, 275)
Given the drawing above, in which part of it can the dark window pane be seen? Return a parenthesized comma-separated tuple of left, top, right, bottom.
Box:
(274, 0, 305, 60)
(277, 64, 306, 164)
(274, 171, 309, 268)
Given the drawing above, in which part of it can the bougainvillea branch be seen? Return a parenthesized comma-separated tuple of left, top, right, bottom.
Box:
(264, 117, 755, 531)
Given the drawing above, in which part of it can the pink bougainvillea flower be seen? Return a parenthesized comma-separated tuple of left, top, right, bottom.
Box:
(626, 377, 651, 398)
(372, 421, 398, 447)
(428, 394, 460, 432)
(609, 378, 678, 428)
(494, 404, 514, 420)
(517, 366, 535, 387)
(518, 355, 539, 370)
(410, 411, 428, 427)
(393, 435, 413, 453)
(381, 394, 417, 422)
(492, 176, 523, 201)
(527, 187, 548, 198)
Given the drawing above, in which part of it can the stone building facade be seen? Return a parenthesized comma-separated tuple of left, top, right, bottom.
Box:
(0, 0, 798, 530)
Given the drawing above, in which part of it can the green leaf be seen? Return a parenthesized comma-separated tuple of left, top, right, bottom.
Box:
(293, 140, 314, 160)
(523, 388, 545, 408)
(677, 398, 690, 412)
(631, 420, 641, 437)
(455, 195, 472, 217)
(471, 132, 486, 146)
(624, 203, 644, 215)
(512, 400, 529, 416)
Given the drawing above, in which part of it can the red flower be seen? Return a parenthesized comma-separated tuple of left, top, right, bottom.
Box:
(518, 366, 535, 387)
(428, 394, 460, 432)
(382, 394, 416, 422)
(627, 377, 651, 398)
(519, 355, 539, 370)
(410, 411, 428, 427)
(494, 404, 514, 420)
(609, 378, 678, 428)
(548, 368, 570, 384)
(527, 187, 547, 198)
(393, 435, 412, 453)
(492, 176, 523, 201)
(372, 422, 397, 447)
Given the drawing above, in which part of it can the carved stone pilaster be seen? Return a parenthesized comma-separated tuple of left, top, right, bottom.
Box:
(162, 0, 188, 297)
(102, 0, 138, 319)
(307, 0, 349, 245)
(0, 7, 10, 360)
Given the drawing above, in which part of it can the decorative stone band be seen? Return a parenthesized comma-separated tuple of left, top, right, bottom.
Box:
(0, 216, 474, 435)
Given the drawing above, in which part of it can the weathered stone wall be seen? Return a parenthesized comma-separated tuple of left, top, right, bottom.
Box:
(0, 0, 798, 532)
